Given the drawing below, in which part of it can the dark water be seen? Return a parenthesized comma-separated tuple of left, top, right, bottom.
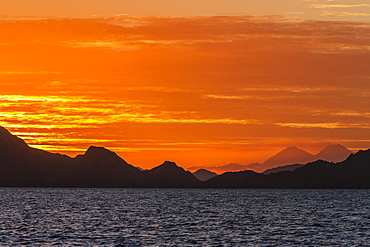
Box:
(0, 188, 369, 246)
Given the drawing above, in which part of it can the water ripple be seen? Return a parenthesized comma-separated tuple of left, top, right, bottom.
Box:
(0, 188, 368, 246)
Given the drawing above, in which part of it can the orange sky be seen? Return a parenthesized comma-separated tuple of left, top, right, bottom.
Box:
(1, 0, 370, 22)
(0, 1, 369, 171)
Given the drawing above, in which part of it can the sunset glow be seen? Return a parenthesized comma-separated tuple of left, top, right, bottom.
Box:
(0, 1, 369, 170)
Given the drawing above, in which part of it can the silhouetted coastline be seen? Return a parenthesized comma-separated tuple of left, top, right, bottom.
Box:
(0, 126, 369, 188)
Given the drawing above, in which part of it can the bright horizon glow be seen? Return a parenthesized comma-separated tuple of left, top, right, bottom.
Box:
(0, 1, 369, 171)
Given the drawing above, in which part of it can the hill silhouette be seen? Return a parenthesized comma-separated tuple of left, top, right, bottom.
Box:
(188, 163, 252, 173)
(71, 146, 142, 187)
(216, 145, 353, 173)
(193, 169, 217, 181)
(205, 150, 370, 188)
(0, 125, 368, 188)
(143, 161, 201, 187)
(261, 144, 352, 174)
(0, 126, 196, 187)
(0, 126, 73, 187)
(263, 164, 304, 175)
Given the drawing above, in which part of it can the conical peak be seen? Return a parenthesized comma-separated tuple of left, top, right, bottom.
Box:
(277, 146, 311, 155)
(85, 146, 110, 154)
(160, 161, 178, 168)
(315, 144, 352, 163)
(284, 146, 303, 152)
(319, 144, 351, 153)
(151, 161, 182, 171)
(80, 146, 132, 167)
(263, 146, 314, 167)
(84, 146, 118, 158)
(287, 146, 298, 149)
(195, 169, 213, 173)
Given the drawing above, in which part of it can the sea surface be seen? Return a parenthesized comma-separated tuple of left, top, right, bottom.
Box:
(0, 188, 368, 246)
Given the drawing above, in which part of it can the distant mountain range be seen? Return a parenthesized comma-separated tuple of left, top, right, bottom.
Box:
(0, 125, 368, 188)
(189, 144, 353, 173)
(260, 144, 352, 174)
(204, 150, 370, 188)
(262, 144, 353, 175)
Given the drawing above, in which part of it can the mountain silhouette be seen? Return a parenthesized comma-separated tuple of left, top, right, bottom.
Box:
(261, 144, 352, 174)
(143, 161, 201, 187)
(0, 125, 143, 187)
(0, 125, 29, 150)
(263, 164, 304, 175)
(205, 149, 370, 188)
(243, 163, 265, 173)
(190, 145, 354, 174)
(0, 125, 368, 188)
(269, 149, 370, 188)
(263, 146, 315, 169)
(71, 146, 142, 187)
(240, 146, 315, 173)
(188, 163, 252, 173)
(192, 169, 218, 181)
(0, 125, 201, 187)
(0, 126, 73, 187)
(314, 144, 352, 162)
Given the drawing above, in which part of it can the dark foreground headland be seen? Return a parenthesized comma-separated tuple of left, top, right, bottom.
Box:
(0, 126, 369, 188)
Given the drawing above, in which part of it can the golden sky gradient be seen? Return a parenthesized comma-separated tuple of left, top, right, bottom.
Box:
(0, 1, 369, 171)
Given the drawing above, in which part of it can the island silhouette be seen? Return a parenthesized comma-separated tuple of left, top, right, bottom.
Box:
(0, 125, 369, 188)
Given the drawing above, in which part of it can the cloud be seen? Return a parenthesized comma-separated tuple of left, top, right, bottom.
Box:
(275, 122, 370, 129)
(205, 94, 251, 100)
(0, 15, 369, 165)
(310, 4, 370, 8)
(1, 16, 369, 54)
(321, 11, 370, 17)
